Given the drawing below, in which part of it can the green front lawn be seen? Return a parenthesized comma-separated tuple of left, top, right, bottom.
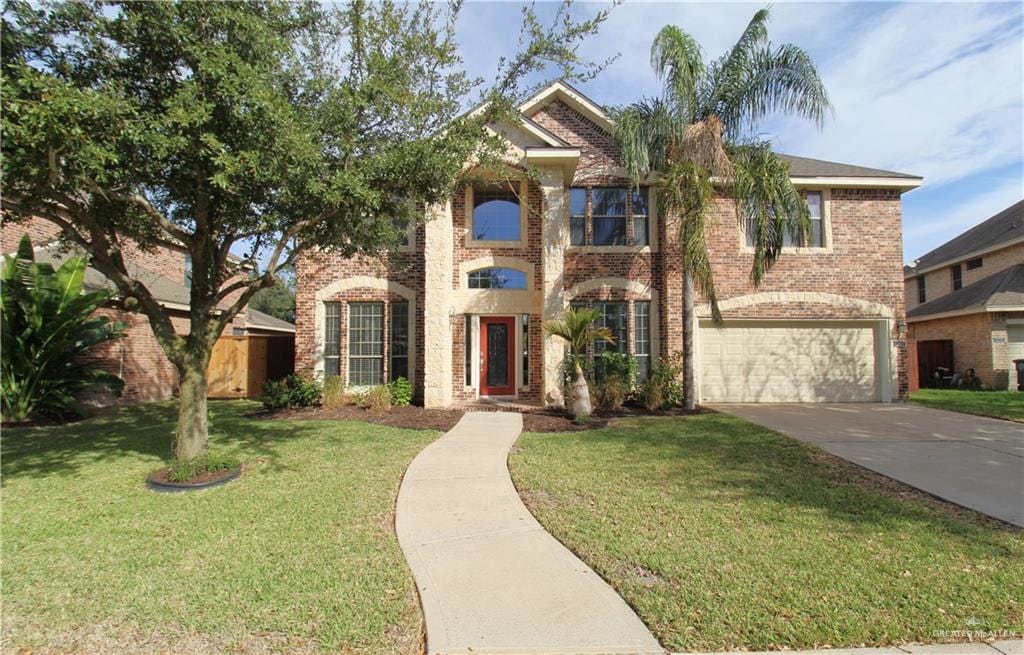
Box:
(510, 414, 1024, 652)
(910, 388, 1024, 422)
(2, 401, 436, 654)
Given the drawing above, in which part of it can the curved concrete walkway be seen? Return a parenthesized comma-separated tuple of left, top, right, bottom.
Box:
(396, 411, 663, 655)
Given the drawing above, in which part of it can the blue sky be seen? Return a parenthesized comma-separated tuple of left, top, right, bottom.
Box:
(456, 1, 1024, 264)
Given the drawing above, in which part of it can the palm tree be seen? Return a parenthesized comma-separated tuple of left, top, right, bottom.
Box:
(543, 306, 613, 419)
(614, 8, 832, 410)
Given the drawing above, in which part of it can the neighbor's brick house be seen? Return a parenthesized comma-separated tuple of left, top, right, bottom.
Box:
(295, 81, 922, 407)
(904, 199, 1024, 390)
(1, 216, 295, 403)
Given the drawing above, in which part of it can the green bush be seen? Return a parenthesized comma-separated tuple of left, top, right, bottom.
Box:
(260, 374, 322, 410)
(359, 385, 392, 413)
(639, 354, 684, 410)
(165, 453, 240, 483)
(388, 377, 413, 406)
(1, 235, 127, 421)
(595, 351, 638, 390)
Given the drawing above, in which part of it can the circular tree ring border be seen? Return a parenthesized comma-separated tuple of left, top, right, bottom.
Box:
(146, 466, 242, 493)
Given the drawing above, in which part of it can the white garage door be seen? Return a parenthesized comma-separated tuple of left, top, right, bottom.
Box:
(699, 320, 880, 402)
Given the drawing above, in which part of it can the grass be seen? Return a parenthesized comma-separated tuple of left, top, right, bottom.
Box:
(1, 400, 437, 654)
(509, 414, 1024, 652)
(910, 388, 1024, 422)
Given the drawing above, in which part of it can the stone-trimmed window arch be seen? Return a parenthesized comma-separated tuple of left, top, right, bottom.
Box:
(313, 276, 417, 386)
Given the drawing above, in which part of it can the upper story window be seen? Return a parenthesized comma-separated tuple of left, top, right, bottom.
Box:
(951, 264, 963, 291)
(467, 267, 527, 289)
(184, 253, 193, 289)
(917, 276, 926, 304)
(748, 190, 825, 249)
(472, 183, 520, 241)
(966, 257, 983, 270)
(569, 188, 587, 246)
(592, 188, 627, 246)
(569, 186, 649, 247)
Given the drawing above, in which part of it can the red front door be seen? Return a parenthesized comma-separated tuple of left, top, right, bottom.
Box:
(480, 316, 516, 396)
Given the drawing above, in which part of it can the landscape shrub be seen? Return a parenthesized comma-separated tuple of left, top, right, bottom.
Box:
(595, 351, 638, 389)
(594, 378, 628, 412)
(639, 354, 684, 410)
(359, 385, 392, 413)
(388, 377, 413, 406)
(1, 235, 127, 421)
(322, 376, 347, 409)
(260, 374, 322, 410)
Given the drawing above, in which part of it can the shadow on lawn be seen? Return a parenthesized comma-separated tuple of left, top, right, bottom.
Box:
(570, 414, 1019, 545)
(0, 400, 325, 480)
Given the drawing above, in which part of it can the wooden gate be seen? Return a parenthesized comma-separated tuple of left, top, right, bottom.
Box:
(207, 335, 293, 398)
(916, 339, 954, 388)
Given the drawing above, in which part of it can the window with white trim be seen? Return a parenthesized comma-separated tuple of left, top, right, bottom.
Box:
(348, 302, 384, 386)
(747, 190, 825, 248)
(634, 301, 651, 380)
(390, 301, 408, 381)
(324, 302, 341, 377)
(467, 267, 527, 289)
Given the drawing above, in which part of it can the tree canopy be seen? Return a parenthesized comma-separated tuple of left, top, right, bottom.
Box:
(1, 0, 613, 458)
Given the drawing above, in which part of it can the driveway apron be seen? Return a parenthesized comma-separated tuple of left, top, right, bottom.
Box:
(396, 411, 663, 655)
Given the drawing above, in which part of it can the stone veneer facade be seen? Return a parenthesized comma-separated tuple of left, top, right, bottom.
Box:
(294, 93, 914, 406)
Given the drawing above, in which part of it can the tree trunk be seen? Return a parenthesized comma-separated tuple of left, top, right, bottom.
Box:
(174, 355, 211, 460)
(571, 362, 593, 419)
(682, 270, 696, 411)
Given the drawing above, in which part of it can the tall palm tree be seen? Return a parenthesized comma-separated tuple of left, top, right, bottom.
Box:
(614, 8, 832, 410)
(544, 306, 613, 419)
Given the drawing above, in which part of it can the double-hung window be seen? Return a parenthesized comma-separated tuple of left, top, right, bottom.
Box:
(390, 301, 409, 381)
(569, 188, 587, 246)
(348, 302, 384, 386)
(594, 301, 628, 357)
(324, 302, 341, 377)
(591, 188, 628, 246)
(631, 189, 649, 246)
(634, 301, 651, 380)
(780, 191, 824, 247)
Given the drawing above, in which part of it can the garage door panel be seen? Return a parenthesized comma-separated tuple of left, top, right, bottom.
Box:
(700, 321, 879, 403)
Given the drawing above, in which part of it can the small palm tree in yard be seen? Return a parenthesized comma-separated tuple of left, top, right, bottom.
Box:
(614, 8, 832, 410)
(544, 306, 613, 420)
(1, 236, 126, 422)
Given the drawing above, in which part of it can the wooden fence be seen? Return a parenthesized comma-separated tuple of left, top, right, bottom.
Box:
(207, 335, 294, 398)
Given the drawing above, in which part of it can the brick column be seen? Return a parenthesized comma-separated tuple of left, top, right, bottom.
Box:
(423, 200, 454, 407)
(540, 169, 568, 406)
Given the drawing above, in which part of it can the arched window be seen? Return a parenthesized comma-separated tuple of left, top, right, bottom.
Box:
(467, 267, 527, 289)
(472, 183, 520, 241)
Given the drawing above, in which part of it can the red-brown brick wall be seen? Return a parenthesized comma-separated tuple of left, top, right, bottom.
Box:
(294, 228, 425, 399)
(909, 313, 996, 386)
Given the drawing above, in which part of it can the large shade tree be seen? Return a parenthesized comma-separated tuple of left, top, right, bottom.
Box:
(613, 8, 831, 410)
(1, 0, 612, 459)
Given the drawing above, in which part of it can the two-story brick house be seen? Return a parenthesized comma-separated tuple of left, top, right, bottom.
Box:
(904, 199, 1024, 389)
(295, 80, 921, 407)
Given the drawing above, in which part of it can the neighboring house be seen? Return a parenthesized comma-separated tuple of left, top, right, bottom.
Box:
(904, 200, 1024, 390)
(1, 216, 295, 403)
(294, 80, 922, 407)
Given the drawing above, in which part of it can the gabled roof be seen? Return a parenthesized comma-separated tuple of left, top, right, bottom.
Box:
(909, 199, 1024, 274)
(246, 308, 295, 333)
(517, 79, 614, 132)
(776, 154, 920, 180)
(908, 263, 1024, 320)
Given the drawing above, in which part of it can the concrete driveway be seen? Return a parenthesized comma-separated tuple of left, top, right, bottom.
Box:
(715, 403, 1024, 527)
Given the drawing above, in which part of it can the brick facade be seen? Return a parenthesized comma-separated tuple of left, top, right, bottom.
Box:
(906, 242, 1024, 312)
(294, 92, 913, 406)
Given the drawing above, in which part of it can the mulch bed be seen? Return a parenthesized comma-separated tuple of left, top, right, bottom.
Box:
(251, 402, 711, 433)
